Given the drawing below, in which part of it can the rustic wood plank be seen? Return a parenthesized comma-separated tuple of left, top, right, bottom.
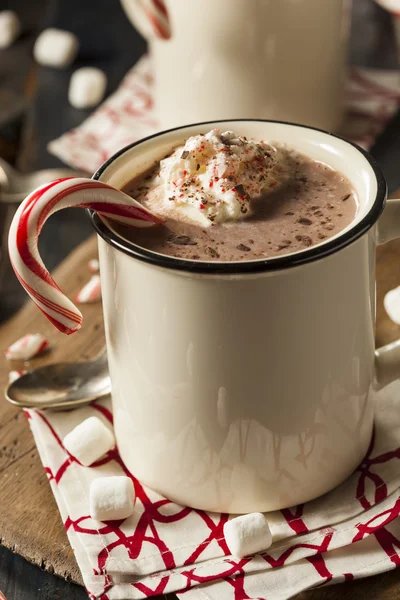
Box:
(0, 546, 87, 600)
(0, 235, 103, 586)
(298, 569, 400, 599)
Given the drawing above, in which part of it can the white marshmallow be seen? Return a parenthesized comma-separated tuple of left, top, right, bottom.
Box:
(223, 512, 272, 557)
(384, 286, 400, 325)
(69, 67, 107, 109)
(376, 0, 400, 13)
(63, 416, 115, 466)
(90, 476, 135, 521)
(34, 28, 79, 68)
(0, 11, 21, 48)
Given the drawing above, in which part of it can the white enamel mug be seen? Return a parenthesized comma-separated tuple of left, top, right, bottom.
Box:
(121, 0, 350, 131)
(80, 119, 397, 513)
(9, 120, 400, 514)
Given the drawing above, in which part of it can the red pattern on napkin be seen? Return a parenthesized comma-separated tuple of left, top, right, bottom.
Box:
(25, 381, 400, 599)
(48, 57, 400, 173)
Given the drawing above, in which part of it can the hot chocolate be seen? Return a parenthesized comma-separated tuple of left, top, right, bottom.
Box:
(119, 130, 357, 262)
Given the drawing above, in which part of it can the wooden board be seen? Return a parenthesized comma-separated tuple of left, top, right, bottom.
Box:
(2, 230, 400, 597)
(0, 235, 102, 586)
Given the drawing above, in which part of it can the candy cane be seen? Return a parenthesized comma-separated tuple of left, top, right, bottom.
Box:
(8, 177, 161, 335)
(141, 0, 171, 39)
(122, 0, 171, 40)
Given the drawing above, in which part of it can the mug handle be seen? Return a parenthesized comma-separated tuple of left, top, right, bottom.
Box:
(375, 198, 400, 388)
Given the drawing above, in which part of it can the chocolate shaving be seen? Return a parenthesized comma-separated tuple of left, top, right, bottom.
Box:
(295, 235, 313, 247)
(236, 244, 251, 252)
(220, 134, 244, 146)
(277, 240, 292, 250)
(196, 163, 200, 171)
(297, 217, 313, 226)
(166, 234, 197, 246)
(206, 247, 220, 258)
(342, 194, 351, 202)
(181, 150, 189, 159)
(235, 184, 245, 196)
(220, 135, 232, 146)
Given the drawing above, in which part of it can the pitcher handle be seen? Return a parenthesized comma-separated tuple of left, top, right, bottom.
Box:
(120, 0, 171, 40)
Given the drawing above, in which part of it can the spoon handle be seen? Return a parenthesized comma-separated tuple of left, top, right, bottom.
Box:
(92, 346, 108, 364)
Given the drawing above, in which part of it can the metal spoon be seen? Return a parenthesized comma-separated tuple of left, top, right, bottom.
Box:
(5, 350, 111, 410)
(0, 157, 87, 203)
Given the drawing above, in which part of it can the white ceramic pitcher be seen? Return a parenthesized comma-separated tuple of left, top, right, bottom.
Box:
(121, 0, 351, 131)
(86, 120, 396, 514)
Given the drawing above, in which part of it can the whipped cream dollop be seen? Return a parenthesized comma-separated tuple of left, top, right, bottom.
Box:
(155, 129, 282, 227)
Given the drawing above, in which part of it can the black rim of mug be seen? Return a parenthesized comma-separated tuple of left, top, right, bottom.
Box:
(89, 118, 387, 275)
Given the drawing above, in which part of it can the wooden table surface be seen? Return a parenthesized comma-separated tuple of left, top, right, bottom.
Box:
(1, 0, 400, 598)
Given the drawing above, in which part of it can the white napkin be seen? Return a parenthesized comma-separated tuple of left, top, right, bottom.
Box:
(47, 56, 400, 173)
(25, 380, 400, 599)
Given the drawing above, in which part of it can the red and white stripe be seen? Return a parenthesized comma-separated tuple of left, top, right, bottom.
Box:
(141, 0, 171, 39)
(9, 369, 27, 383)
(76, 274, 102, 304)
(5, 334, 49, 361)
(8, 177, 161, 335)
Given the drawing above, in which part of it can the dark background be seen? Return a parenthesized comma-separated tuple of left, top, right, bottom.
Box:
(0, 0, 400, 598)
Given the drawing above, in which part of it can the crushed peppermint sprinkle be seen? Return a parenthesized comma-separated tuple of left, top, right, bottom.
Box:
(9, 369, 27, 383)
(157, 129, 280, 226)
(5, 333, 49, 361)
(88, 258, 99, 273)
(75, 274, 102, 304)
